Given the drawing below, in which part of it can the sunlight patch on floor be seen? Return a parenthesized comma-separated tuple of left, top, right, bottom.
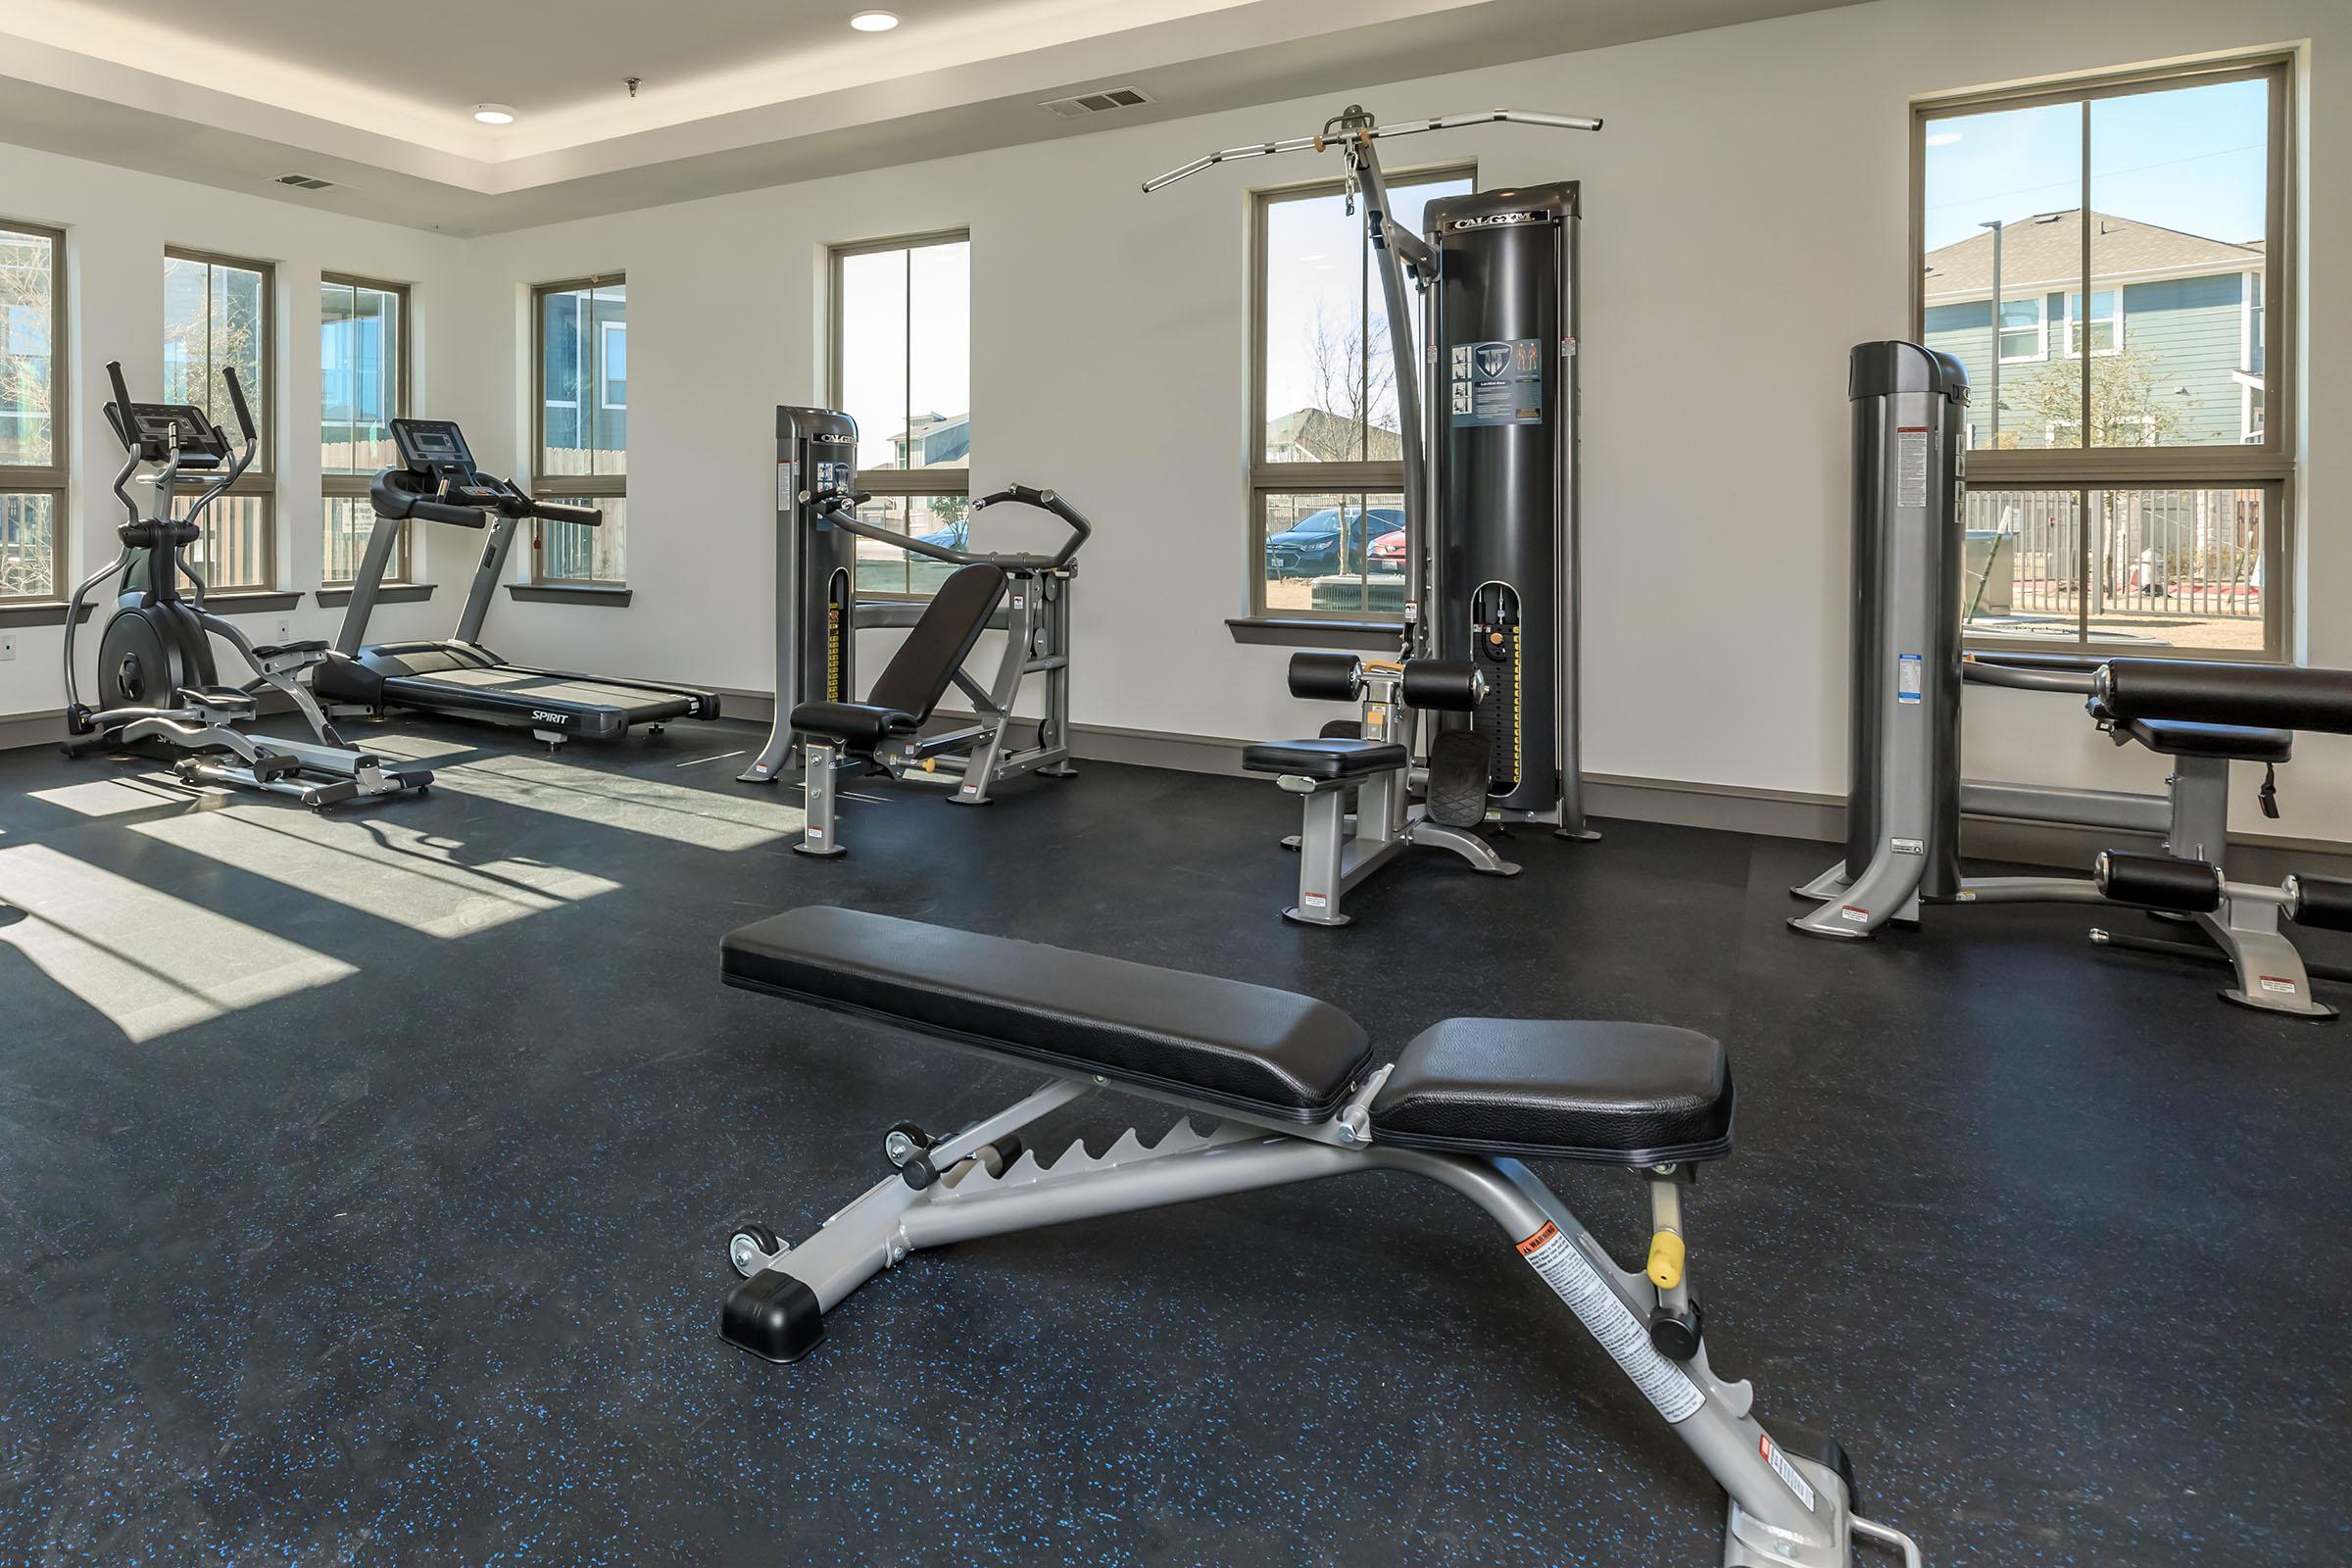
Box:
(129, 807, 621, 938)
(27, 775, 194, 817)
(416, 753, 806, 850)
(0, 843, 357, 1043)
(344, 732, 487, 762)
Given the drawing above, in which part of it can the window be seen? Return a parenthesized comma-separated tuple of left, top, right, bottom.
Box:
(1250, 166, 1473, 619)
(163, 249, 274, 593)
(0, 220, 65, 603)
(1918, 56, 2292, 659)
(532, 275, 626, 583)
(1997, 295, 2047, 363)
(320, 275, 408, 584)
(830, 231, 969, 598)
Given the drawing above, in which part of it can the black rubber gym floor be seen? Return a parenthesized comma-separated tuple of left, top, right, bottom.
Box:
(2, 717, 2346, 1566)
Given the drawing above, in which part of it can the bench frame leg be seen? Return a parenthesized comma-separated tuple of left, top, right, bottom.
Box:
(796, 740, 848, 858)
(1278, 766, 1520, 927)
(720, 1078, 1920, 1567)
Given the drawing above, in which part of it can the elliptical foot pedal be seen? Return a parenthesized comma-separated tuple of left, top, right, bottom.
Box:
(720, 1269, 825, 1362)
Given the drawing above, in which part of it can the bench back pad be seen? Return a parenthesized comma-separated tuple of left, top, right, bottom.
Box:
(721, 906, 1372, 1122)
(866, 564, 1008, 722)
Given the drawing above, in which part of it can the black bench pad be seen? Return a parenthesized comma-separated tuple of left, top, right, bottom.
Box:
(721, 906, 1374, 1122)
(1370, 1019, 1735, 1165)
(793, 700, 919, 748)
(2125, 717, 2291, 763)
(2097, 658, 2352, 734)
(1242, 738, 1408, 781)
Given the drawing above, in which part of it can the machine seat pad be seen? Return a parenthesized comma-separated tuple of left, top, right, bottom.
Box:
(1370, 1019, 1736, 1165)
(2125, 717, 2292, 763)
(1242, 738, 1409, 781)
(792, 701, 920, 749)
(250, 640, 329, 660)
(721, 906, 1374, 1122)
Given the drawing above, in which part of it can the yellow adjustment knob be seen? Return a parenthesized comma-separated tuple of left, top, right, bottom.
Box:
(920, 759, 938, 773)
(1646, 1231, 1686, 1290)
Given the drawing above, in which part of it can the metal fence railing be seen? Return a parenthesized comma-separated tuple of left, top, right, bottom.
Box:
(538, 497, 627, 583)
(1962, 487, 2264, 625)
(194, 494, 270, 592)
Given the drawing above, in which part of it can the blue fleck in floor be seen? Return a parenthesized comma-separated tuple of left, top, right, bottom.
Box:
(2, 717, 2347, 1566)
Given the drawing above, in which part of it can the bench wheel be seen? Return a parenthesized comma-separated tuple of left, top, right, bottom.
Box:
(1426, 728, 1493, 830)
(728, 1222, 785, 1278)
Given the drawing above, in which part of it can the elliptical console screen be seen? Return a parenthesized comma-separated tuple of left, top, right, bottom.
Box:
(391, 418, 476, 475)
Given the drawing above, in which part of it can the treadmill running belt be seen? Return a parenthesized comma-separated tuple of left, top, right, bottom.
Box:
(406, 669, 695, 711)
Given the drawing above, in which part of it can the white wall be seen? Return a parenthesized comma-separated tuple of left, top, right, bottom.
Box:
(11, 0, 2347, 843)
(0, 142, 476, 718)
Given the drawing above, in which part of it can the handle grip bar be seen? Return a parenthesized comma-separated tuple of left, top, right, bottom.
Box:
(409, 499, 491, 529)
(220, 366, 257, 442)
(532, 501, 604, 527)
(107, 360, 134, 422)
(973, 484, 1093, 570)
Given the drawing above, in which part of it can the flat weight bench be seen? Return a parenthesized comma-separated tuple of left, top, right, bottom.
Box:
(713, 906, 1922, 1567)
(789, 563, 1006, 857)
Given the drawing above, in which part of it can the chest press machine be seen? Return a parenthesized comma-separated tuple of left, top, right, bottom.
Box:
(713, 907, 1924, 1567)
(739, 407, 1092, 857)
(1794, 342, 2352, 1018)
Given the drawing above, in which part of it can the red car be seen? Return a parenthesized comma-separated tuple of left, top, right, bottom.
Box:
(1367, 528, 1407, 571)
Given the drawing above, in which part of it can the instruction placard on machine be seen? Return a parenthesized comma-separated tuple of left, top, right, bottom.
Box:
(1451, 338, 1545, 426)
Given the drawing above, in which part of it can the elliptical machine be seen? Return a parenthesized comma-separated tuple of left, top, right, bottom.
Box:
(61, 361, 432, 808)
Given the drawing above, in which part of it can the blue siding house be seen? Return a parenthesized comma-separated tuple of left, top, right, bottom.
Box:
(1923, 209, 2264, 449)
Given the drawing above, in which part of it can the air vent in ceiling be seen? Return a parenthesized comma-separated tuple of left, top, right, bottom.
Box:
(1040, 86, 1152, 120)
(275, 172, 334, 190)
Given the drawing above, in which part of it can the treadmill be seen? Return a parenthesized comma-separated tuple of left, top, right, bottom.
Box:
(317, 418, 721, 748)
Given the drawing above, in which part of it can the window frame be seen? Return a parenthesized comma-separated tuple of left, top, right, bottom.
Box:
(1912, 53, 2295, 662)
(319, 271, 411, 585)
(0, 217, 68, 605)
(600, 318, 628, 412)
(2062, 287, 2122, 359)
(1246, 161, 1475, 624)
(530, 271, 627, 586)
(164, 245, 276, 593)
(827, 228, 972, 602)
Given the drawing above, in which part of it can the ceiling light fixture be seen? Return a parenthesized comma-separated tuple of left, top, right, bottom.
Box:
(474, 104, 517, 124)
(849, 11, 900, 30)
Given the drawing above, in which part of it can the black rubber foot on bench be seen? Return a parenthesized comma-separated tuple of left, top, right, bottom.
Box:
(720, 1270, 826, 1362)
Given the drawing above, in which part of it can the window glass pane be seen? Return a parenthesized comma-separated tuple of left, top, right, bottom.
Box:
(2085, 486, 2266, 651)
(1263, 193, 1370, 464)
(1259, 491, 1406, 615)
(323, 494, 404, 585)
(590, 283, 625, 468)
(1921, 103, 2083, 449)
(1958, 487, 2082, 636)
(192, 494, 270, 592)
(905, 241, 969, 471)
(536, 496, 625, 583)
(2088, 77, 2268, 449)
(321, 282, 400, 475)
(0, 226, 57, 467)
(1, 491, 57, 599)
(164, 255, 267, 464)
(540, 286, 591, 475)
(839, 250, 909, 472)
(850, 494, 911, 595)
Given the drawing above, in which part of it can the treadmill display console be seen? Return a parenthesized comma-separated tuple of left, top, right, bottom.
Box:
(120, 403, 226, 459)
(391, 418, 477, 475)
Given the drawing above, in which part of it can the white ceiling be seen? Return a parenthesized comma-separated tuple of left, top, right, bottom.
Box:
(0, 0, 1857, 234)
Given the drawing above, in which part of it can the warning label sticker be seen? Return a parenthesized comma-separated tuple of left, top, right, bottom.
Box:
(1898, 652, 1923, 705)
(1896, 426, 1930, 509)
(1758, 1435, 1819, 1512)
(1516, 1222, 1704, 1424)
(1451, 338, 1545, 426)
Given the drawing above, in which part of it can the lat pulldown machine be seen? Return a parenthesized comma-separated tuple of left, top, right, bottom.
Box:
(1148, 105, 1603, 922)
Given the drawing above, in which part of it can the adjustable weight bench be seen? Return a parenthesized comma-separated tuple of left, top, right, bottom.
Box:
(714, 906, 1923, 1567)
(789, 563, 1007, 857)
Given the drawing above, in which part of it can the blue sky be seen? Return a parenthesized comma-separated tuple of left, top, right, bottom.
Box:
(1923, 77, 2268, 252)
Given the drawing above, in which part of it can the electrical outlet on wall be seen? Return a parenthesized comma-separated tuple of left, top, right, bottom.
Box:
(276, 620, 291, 641)
(0, 634, 16, 662)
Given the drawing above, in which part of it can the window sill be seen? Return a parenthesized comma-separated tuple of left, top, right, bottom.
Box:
(507, 582, 633, 607)
(196, 590, 305, 614)
(0, 600, 94, 629)
(1226, 615, 1405, 651)
(317, 583, 437, 609)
